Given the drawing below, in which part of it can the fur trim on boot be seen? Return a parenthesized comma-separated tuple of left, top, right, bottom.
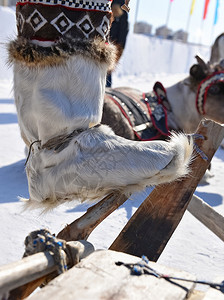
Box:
(8, 36, 117, 70)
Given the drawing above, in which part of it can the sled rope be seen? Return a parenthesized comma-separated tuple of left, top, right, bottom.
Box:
(192, 134, 208, 161)
(24, 229, 67, 274)
(116, 255, 224, 290)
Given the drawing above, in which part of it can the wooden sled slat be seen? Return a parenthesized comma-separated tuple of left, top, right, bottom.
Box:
(57, 192, 128, 241)
(8, 193, 128, 299)
(109, 119, 224, 261)
(1, 241, 94, 296)
(188, 194, 224, 242)
(8, 119, 224, 299)
(27, 250, 196, 300)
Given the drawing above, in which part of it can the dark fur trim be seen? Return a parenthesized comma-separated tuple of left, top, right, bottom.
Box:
(8, 36, 118, 70)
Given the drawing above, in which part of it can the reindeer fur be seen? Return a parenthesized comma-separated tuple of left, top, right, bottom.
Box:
(10, 37, 194, 210)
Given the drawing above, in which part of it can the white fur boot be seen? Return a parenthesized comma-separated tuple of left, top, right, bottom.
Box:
(9, 0, 194, 210)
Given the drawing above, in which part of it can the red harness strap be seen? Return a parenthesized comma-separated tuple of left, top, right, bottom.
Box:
(105, 82, 170, 141)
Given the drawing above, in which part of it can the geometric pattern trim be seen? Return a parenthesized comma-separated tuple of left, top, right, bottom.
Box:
(17, 0, 113, 13)
(17, 12, 26, 33)
(16, 2, 112, 41)
(50, 12, 74, 34)
(26, 9, 47, 32)
(96, 15, 110, 39)
(76, 15, 94, 38)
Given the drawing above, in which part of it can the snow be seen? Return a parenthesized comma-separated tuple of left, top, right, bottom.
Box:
(0, 6, 223, 292)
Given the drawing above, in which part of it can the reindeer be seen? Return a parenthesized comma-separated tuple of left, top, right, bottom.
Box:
(102, 56, 224, 143)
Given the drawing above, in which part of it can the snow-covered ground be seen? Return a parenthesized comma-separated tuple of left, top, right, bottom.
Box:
(0, 6, 223, 293)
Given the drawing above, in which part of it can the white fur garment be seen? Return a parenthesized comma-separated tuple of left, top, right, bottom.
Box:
(13, 51, 194, 210)
(25, 126, 193, 209)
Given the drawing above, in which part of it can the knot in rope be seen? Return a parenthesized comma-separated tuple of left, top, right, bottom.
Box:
(116, 255, 224, 290)
(24, 229, 67, 274)
(191, 133, 208, 161)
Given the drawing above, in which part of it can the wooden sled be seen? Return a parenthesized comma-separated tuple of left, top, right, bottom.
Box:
(19, 250, 224, 300)
(1, 119, 224, 299)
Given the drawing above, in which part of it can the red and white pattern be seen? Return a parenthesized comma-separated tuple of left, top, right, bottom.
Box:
(17, 0, 113, 12)
(196, 71, 224, 115)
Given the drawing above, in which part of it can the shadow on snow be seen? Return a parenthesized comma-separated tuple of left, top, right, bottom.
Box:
(65, 187, 154, 220)
(0, 113, 17, 124)
(214, 147, 224, 162)
(66, 185, 223, 219)
(0, 99, 14, 104)
(0, 159, 29, 203)
(194, 190, 223, 207)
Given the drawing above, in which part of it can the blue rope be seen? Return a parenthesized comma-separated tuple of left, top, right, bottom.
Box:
(24, 229, 67, 274)
(116, 255, 224, 290)
(191, 134, 208, 161)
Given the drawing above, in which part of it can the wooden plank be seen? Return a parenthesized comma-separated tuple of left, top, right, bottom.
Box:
(110, 119, 224, 261)
(7, 240, 94, 300)
(188, 194, 224, 242)
(187, 290, 205, 300)
(8, 193, 127, 299)
(0, 252, 56, 297)
(28, 250, 196, 300)
(57, 192, 128, 241)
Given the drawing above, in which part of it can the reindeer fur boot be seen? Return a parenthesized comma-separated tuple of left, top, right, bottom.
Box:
(9, 0, 194, 210)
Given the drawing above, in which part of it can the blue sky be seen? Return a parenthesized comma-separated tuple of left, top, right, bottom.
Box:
(127, 0, 224, 46)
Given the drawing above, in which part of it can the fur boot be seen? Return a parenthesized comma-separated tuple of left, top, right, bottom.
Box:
(9, 0, 194, 210)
